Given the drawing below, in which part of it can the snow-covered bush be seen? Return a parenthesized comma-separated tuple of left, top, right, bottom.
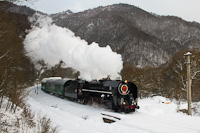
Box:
(0, 97, 58, 133)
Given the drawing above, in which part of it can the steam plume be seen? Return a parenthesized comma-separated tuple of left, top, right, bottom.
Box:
(24, 13, 123, 81)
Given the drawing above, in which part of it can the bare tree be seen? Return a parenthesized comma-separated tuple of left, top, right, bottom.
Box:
(121, 63, 157, 98)
(161, 49, 200, 101)
(0, 9, 36, 109)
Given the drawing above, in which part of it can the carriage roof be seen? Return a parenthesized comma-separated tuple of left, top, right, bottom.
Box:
(45, 79, 69, 85)
(41, 77, 62, 83)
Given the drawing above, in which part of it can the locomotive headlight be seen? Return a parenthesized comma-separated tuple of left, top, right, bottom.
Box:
(123, 102, 126, 105)
(132, 101, 137, 105)
(101, 94, 105, 98)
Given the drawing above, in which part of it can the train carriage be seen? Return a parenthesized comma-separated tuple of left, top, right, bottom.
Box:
(44, 79, 68, 97)
(41, 77, 62, 91)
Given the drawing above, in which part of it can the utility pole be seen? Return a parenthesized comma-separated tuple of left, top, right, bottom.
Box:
(36, 72, 39, 95)
(184, 52, 192, 116)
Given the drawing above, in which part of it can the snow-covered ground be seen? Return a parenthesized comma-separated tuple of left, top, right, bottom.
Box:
(27, 85, 200, 133)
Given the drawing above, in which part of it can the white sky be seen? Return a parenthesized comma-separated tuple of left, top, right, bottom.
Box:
(23, 0, 200, 23)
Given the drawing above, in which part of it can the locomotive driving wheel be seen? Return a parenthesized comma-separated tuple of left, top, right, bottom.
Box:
(78, 98, 86, 104)
(93, 97, 99, 104)
(88, 96, 93, 105)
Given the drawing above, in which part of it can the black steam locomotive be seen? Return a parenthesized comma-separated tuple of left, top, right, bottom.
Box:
(41, 78, 139, 113)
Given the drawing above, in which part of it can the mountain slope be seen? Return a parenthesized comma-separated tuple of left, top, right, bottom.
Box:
(52, 4, 200, 67)
(2, 2, 200, 68)
(0, 1, 35, 16)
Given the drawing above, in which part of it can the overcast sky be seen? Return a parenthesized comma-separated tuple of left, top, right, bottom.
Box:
(24, 0, 200, 23)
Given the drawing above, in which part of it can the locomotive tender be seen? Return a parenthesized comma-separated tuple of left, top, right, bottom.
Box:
(41, 78, 139, 112)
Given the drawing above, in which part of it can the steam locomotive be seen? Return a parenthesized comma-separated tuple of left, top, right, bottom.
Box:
(41, 78, 139, 113)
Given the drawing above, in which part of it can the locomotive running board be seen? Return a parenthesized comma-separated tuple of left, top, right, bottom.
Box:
(101, 112, 121, 123)
(82, 89, 112, 94)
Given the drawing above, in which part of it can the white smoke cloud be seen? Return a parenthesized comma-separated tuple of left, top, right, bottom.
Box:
(24, 13, 123, 81)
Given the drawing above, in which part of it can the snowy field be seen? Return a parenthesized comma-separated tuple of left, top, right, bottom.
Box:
(27, 85, 200, 133)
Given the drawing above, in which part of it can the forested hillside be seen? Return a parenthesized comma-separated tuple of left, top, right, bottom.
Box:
(121, 49, 200, 101)
(0, 6, 35, 106)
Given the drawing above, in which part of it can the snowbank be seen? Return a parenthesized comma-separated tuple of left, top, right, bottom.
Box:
(26, 86, 200, 133)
